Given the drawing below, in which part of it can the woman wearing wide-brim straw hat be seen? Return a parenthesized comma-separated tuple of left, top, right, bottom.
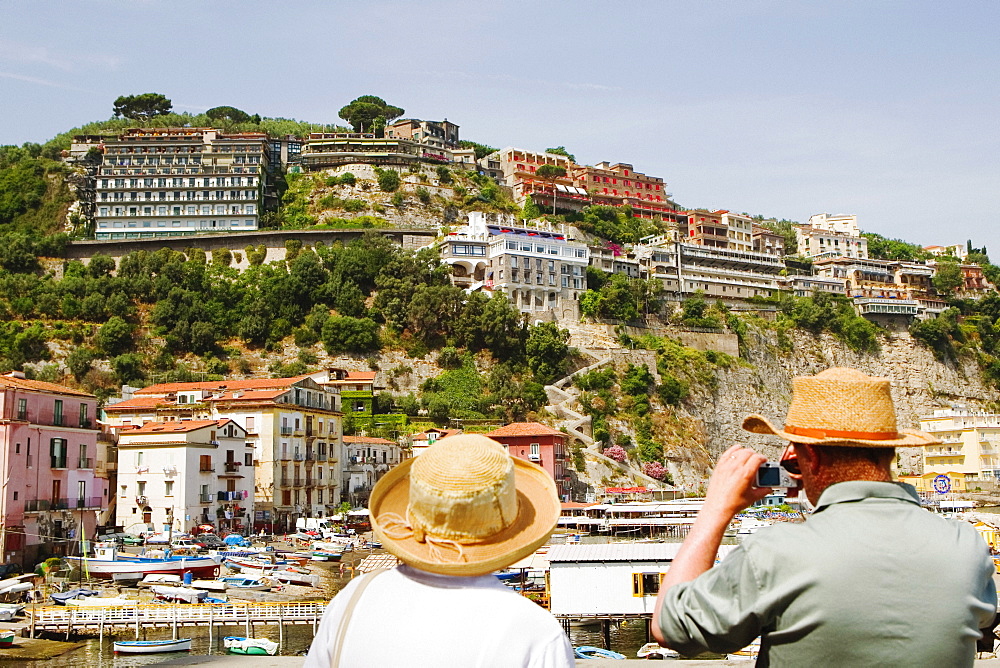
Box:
(304, 434, 574, 668)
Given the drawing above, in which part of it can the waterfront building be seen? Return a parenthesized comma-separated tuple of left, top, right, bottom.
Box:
(807, 213, 860, 237)
(0, 372, 106, 565)
(409, 428, 462, 456)
(486, 422, 569, 498)
(547, 543, 736, 616)
(439, 212, 590, 321)
(795, 226, 868, 260)
(85, 128, 269, 240)
(342, 435, 402, 506)
(114, 419, 253, 535)
(102, 376, 342, 533)
(919, 406, 1000, 481)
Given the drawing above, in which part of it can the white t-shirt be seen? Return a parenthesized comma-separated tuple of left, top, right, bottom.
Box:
(303, 564, 574, 668)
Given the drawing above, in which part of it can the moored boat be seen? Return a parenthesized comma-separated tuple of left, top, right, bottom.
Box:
(0, 629, 15, 648)
(224, 636, 279, 655)
(575, 645, 626, 659)
(66, 596, 137, 607)
(219, 576, 271, 591)
(113, 638, 192, 654)
(65, 545, 221, 580)
(636, 642, 680, 659)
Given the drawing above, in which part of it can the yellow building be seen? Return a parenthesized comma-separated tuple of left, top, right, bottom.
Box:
(919, 407, 1000, 481)
(898, 472, 968, 494)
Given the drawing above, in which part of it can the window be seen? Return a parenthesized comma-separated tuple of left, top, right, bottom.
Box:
(79, 403, 89, 428)
(632, 572, 664, 597)
(245, 453, 253, 467)
(164, 481, 174, 497)
(200, 455, 213, 472)
(246, 416, 255, 432)
(137, 481, 146, 497)
(17, 398, 26, 421)
(136, 451, 144, 466)
(120, 485, 127, 498)
(53, 400, 63, 426)
(50, 438, 67, 468)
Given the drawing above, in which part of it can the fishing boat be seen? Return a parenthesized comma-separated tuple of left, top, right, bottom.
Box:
(65, 545, 221, 580)
(50, 588, 98, 605)
(151, 585, 207, 604)
(66, 596, 137, 607)
(574, 645, 626, 659)
(269, 569, 320, 587)
(113, 638, 192, 654)
(219, 576, 271, 591)
(0, 602, 25, 621)
(138, 573, 182, 587)
(636, 642, 680, 659)
(0, 629, 15, 648)
(309, 550, 342, 562)
(224, 636, 279, 655)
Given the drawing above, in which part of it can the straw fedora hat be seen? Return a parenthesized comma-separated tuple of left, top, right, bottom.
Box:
(742, 367, 940, 447)
(369, 434, 561, 577)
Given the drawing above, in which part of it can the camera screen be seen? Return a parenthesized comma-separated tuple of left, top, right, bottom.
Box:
(757, 465, 782, 487)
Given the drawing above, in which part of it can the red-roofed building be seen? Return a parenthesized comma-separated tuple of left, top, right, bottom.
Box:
(102, 375, 342, 533)
(487, 422, 569, 497)
(410, 428, 463, 456)
(116, 419, 252, 534)
(0, 371, 107, 565)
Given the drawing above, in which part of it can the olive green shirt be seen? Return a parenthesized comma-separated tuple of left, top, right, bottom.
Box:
(658, 481, 997, 667)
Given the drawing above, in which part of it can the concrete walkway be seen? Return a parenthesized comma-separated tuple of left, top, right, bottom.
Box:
(153, 657, 1000, 667)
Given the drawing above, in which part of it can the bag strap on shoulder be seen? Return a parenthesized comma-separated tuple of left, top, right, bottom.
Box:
(330, 569, 385, 668)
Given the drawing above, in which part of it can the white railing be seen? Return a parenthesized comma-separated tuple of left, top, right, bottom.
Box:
(31, 600, 328, 628)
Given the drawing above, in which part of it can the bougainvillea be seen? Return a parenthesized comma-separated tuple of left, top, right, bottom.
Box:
(603, 445, 627, 462)
(642, 461, 667, 480)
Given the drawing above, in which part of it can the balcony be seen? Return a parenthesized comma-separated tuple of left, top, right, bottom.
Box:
(78, 457, 93, 469)
(305, 477, 313, 486)
(224, 462, 242, 473)
(280, 427, 293, 436)
(293, 453, 305, 461)
(279, 452, 292, 461)
(199, 493, 213, 503)
(293, 477, 303, 487)
(76, 496, 103, 509)
(279, 477, 290, 486)
(305, 452, 315, 461)
(199, 465, 215, 472)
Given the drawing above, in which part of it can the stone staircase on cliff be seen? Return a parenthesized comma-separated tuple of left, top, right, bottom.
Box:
(543, 347, 669, 490)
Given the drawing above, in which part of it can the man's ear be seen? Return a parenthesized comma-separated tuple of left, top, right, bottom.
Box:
(802, 443, 822, 474)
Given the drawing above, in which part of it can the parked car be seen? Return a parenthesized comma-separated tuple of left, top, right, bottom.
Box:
(98, 532, 143, 546)
(193, 534, 225, 549)
(169, 539, 203, 554)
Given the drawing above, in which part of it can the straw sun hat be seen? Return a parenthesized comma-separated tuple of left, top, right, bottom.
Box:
(370, 434, 561, 577)
(742, 367, 940, 447)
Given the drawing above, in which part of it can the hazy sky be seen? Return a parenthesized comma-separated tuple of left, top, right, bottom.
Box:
(2, 1, 997, 246)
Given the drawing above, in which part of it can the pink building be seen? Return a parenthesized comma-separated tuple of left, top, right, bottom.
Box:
(0, 372, 107, 565)
(486, 422, 570, 498)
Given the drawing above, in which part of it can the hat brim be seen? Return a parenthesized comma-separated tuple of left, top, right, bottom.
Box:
(370, 456, 560, 576)
(742, 414, 942, 447)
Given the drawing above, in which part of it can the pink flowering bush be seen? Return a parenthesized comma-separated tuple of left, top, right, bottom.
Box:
(642, 461, 668, 480)
(603, 445, 627, 462)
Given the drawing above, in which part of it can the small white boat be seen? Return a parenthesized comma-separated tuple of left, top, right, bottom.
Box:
(114, 638, 192, 653)
(66, 596, 137, 607)
(219, 576, 271, 591)
(224, 636, 279, 655)
(270, 569, 320, 587)
(736, 518, 772, 535)
(151, 585, 207, 604)
(139, 573, 182, 587)
(0, 602, 25, 621)
(727, 637, 761, 661)
(637, 642, 680, 659)
(191, 579, 227, 592)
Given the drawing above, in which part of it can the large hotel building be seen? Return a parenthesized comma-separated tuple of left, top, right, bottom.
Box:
(84, 128, 269, 240)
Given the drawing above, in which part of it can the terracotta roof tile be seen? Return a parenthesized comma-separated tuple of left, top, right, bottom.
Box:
(487, 422, 565, 438)
(0, 374, 94, 398)
(130, 419, 226, 434)
(103, 396, 172, 411)
(134, 375, 312, 395)
(344, 436, 395, 445)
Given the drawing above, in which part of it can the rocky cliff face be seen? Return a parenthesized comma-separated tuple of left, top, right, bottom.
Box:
(562, 322, 999, 487)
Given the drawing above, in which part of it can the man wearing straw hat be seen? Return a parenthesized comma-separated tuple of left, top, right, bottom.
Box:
(652, 367, 997, 665)
(304, 434, 574, 667)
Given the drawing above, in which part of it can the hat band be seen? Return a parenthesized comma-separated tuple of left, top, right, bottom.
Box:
(379, 511, 467, 563)
(785, 425, 899, 441)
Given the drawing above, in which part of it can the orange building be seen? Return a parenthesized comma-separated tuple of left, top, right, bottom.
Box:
(570, 162, 681, 222)
(686, 210, 729, 248)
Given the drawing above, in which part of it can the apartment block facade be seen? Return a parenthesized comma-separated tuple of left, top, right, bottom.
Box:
(84, 128, 269, 240)
(0, 373, 107, 565)
(570, 161, 680, 222)
(795, 226, 869, 260)
(920, 407, 1000, 481)
(115, 419, 253, 535)
(487, 422, 570, 500)
(102, 376, 342, 533)
(807, 213, 860, 237)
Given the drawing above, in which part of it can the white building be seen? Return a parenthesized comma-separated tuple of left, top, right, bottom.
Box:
(795, 226, 869, 260)
(808, 213, 860, 237)
(924, 244, 969, 261)
(721, 211, 754, 253)
(920, 406, 1000, 481)
(87, 128, 268, 240)
(115, 419, 253, 535)
(547, 543, 736, 616)
(342, 435, 403, 506)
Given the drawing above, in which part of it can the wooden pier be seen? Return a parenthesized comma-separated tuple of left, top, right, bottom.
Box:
(29, 601, 328, 643)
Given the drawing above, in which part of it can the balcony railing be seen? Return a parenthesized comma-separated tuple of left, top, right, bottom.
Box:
(279, 453, 292, 461)
(199, 493, 213, 503)
(77, 496, 103, 509)
(293, 453, 305, 461)
(305, 452, 315, 461)
(305, 477, 313, 486)
(224, 462, 241, 473)
(293, 477, 303, 486)
(78, 457, 93, 469)
(279, 477, 290, 486)
(280, 427, 293, 436)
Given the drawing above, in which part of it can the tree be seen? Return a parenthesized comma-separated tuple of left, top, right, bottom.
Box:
(545, 146, 576, 162)
(535, 164, 567, 214)
(205, 106, 251, 123)
(95, 316, 134, 356)
(933, 259, 965, 297)
(113, 93, 173, 120)
(321, 316, 380, 353)
(377, 169, 400, 192)
(525, 322, 570, 384)
(338, 95, 404, 134)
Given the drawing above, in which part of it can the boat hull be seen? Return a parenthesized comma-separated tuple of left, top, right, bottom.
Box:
(113, 639, 192, 654)
(65, 556, 221, 579)
(0, 630, 15, 648)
